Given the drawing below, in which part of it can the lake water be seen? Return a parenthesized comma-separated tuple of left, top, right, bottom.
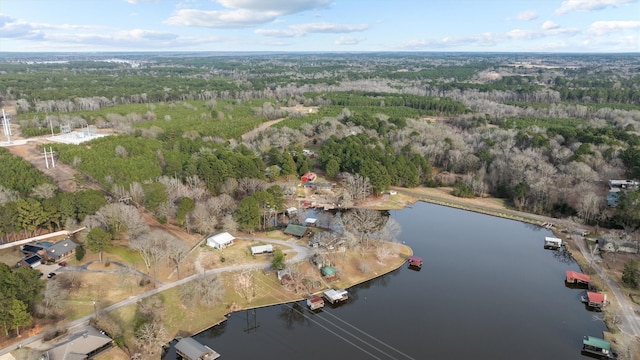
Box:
(163, 202, 606, 359)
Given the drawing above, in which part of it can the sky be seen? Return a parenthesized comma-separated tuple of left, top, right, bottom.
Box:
(0, 0, 639, 53)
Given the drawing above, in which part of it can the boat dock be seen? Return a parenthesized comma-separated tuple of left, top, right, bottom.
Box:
(306, 296, 325, 310)
(324, 289, 348, 304)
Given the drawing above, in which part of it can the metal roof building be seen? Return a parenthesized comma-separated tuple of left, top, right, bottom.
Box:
(175, 337, 220, 360)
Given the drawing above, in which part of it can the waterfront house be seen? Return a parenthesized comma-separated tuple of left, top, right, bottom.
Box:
(582, 336, 612, 358)
(324, 289, 348, 304)
(175, 337, 220, 360)
(566, 270, 590, 285)
(206, 232, 235, 249)
(251, 244, 273, 256)
(284, 224, 310, 238)
(44, 326, 113, 360)
(543, 237, 563, 250)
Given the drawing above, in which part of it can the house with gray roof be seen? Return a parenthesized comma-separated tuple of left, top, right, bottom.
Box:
(44, 326, 113, 360)
(45, 238, 77, 261)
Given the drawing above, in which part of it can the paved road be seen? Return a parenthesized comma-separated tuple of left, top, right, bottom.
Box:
(0, 237, 311, 356)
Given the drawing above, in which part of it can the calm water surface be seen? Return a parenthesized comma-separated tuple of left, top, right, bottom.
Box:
(164, 202, 606, 359)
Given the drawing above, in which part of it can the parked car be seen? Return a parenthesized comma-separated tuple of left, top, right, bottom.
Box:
(47, 272, 56, 279)
(58, 262, 67, 267)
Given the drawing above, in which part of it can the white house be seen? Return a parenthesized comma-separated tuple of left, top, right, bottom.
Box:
(206, 232, 235, 249)
(251, 244, 273, 255)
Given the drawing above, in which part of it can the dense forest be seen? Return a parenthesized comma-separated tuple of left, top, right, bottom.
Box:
(1, 52, 639, 235)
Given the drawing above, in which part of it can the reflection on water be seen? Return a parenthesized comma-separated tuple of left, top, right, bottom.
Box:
(163, 202, 606, 360)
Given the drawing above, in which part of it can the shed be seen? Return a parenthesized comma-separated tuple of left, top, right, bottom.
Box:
(286, 207, 298, 216)
(321, 266, 339, 281)
(175, 337, 220, 360)
(304, 218, 317, 227)
(206, 232, 235, 249)
(45, 238, 77, 261)
(407, 256, 423, 267)
(566, 270, 590, 285)
(19, 254, 42, 268)
(251, 244, 274, 255)
(284, 224, 310, 237)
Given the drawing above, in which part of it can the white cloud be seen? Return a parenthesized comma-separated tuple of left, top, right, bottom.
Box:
(542, 20, 560, 30)
(256, 22, 369, 38)
(335, 36, 363, 45)
(587, 20, 640, 34)
(165, 9, 280, 28)
(216, 0, 331, 14)
(555, 0, 635, 15)
(515, 10, 539, 21)
(167, 0, 331, 29)
(0, 15, 101, 40)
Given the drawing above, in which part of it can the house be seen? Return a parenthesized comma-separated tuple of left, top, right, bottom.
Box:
(251, 244, 273, 255)
(609, 179, 639, 189)
(18, 254, 42, 268)
(284, 224, 310, 238)
(45, 238, 77, 261)
(175, 337, 220, 360)
(206, 232, 235, 249)
(44, 326, 113, 360)
(286, 207, 298, 217)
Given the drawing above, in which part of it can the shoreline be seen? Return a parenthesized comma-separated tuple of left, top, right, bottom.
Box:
(185, 243, 413, 337)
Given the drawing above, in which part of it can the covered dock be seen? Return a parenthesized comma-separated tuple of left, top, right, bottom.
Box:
(582, 291, 607, 309)
(306, 296, 325, 310)
(566, 270, 590, 285)
(543, 236, 563, 249)
(175, 337, 221, 360)
(324, 289, 348, 304)
(582, 336, 612, 358)
(407, 256, 423, 267)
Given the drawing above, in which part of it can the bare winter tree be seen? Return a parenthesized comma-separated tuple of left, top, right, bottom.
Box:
(39, 279, 69, 317)
(178, 273, 225, 307)
(235, 270, 255, 302)
(0, 185, 19, 205)
(134, 320, 170, 358)
(343, 208, 387, 248)
(338, 172, 371, 201)
(130, 229, 171, 277)
(95, 203, 148, 239)
(166, 237, 189, 279)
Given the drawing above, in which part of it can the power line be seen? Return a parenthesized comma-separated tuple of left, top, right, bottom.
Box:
(250, 272, 413, 360)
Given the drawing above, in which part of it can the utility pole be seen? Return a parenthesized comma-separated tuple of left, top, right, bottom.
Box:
(1, 109, 11, 144)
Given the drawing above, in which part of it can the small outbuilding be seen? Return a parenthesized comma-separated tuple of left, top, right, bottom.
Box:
(304, 218, 317, 227)
(582, 291, 607, 309)
(284, 224, 310, 238)
(251, 244, 274, 256)
(321, 266, 339, 282)
(175, 337, 220, 360)
(206, 232, 235, 249)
